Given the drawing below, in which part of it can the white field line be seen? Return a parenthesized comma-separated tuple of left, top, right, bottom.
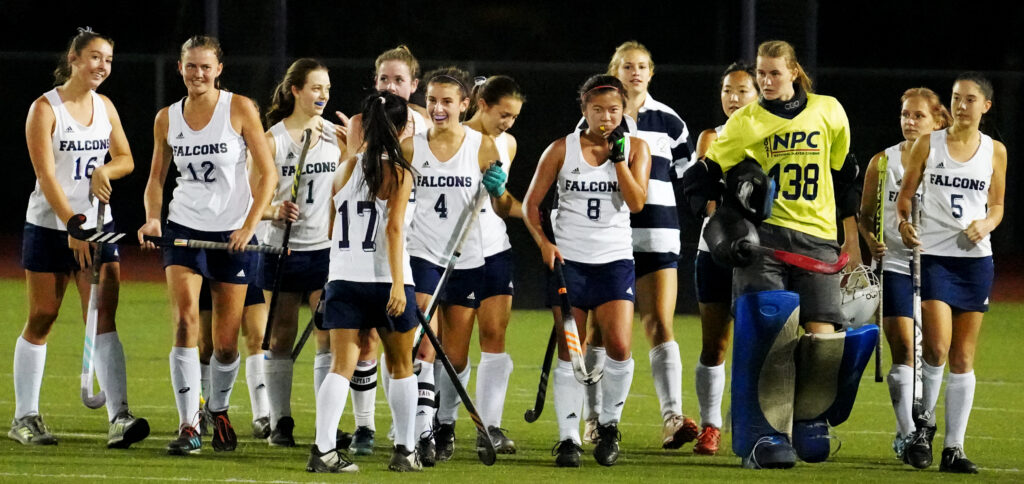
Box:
(0, 472, 332, 483)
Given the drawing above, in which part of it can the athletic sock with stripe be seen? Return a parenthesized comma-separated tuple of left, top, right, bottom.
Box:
(351, 359, 378, 430)
(414, 360, 436, 439)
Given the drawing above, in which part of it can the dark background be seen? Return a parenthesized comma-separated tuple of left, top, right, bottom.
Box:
(2, 0, 1021, 311)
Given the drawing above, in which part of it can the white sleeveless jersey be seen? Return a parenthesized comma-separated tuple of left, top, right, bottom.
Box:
(407, 129, 485, 269)
(166, 90, 250, 231)
(881, 144, 919, 275)
(697, 125, 725, 253)
(473, 129, 512, 257)
(554, 131, 633, 264)
(264, 120, 340, 251)
(405, 108, 429, 227)
(329, 154, 414, 284)
(920, 129, 994, 257)
(26, 89, 113, 230)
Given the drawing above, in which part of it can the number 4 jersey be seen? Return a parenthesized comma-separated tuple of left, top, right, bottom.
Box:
(26, 88, 112, 230)
(167, 90, 251, 232)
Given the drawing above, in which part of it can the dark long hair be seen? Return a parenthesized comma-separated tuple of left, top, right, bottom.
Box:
(360, 91, 413, 200)
(54, 27, 114, 86)
(266, 58, 328, 128)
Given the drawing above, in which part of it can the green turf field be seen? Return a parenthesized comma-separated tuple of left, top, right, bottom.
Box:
(0, 278, 1021, 483)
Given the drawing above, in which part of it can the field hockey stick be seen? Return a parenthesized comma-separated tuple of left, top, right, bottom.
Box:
(911, 196, 922, 410)
(523, 324, 557, 422)
(66, 215, 289, 255)
(738, 240, 850, 275)
(290, 299, 321, 361)
(553, 261, 603, 385)
(262, 128, 313, 351)
(414, 307, 497, 465)
(874, 153, 888, 382)
(80, 202, 107, 409)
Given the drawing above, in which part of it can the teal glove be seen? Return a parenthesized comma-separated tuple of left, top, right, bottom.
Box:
(482, 163, 507, 197)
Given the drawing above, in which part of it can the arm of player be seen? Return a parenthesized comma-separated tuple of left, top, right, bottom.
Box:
(478, 134, 523, 219)
(965, 140, 1006, 244)
(857, 152, 886, 260)
(385, 167, 414, 317)
(617, 136, 651, 213)
(896, 134, 930, 248)
(841, 215, 863, 270)
(342, 114, 365, 161)
(231, 94, 278, 252)
(91, 95, 134, 204)
(523, 139, 566, 270)
(693, 129, 721, 216)
(138, 108, 172, 250)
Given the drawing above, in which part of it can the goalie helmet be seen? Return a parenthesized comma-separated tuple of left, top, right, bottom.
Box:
(839, 264, 880, 328)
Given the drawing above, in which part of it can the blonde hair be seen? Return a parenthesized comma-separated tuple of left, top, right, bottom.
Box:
(375, 45, 420, 80)
(607, 40, 654, 76)
(901, 87, 953, 129)
(757, 40, 813, 94)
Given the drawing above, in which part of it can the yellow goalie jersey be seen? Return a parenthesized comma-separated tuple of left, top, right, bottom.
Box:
(706, 93, 850, 241)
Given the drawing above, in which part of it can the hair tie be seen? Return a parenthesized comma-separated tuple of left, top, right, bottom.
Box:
(379, 96, 387, 105)
(474, 76, 487, 87)
(77, 26, 95, 35)
(431, 74, 467, 94)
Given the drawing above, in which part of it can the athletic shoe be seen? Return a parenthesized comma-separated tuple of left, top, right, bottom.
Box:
(742, 434, 796, 469)
(892, 432, 912, 460)
(306, 444, 358, 473)
(593, 422, 621, 467)
(939, 446, 978, 474)
(661, 414, 700, 449)
(552, 439, 582, 467)
(476, 426, 516, 454)
(792, 419, 831, 463)
(416, 432, 436, 467)
(268, 416, 295, 447)
(434, 422, 456, 461)
(388, 444, 423, 472)
(903, 427, 933, 469)
(350, 426, 375, 455)
(8, 414, 57, 446)
(166, 424, 201, 455)
(207, 406, 237, 452)
(336, 429, 354, 449)
(693, 425, 721, 455)
(251, 416, 270, 439)
(582, 417, 598, 444)
(107, 411, 150, 449)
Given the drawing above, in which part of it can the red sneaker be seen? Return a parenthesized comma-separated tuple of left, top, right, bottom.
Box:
(693, 425, 721, 455)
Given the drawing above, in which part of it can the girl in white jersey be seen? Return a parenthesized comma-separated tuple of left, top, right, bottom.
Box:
(253, 58, 342, 448)
(307, 91, 419, 474)
(12, 27, 147, 449)
(138, 35, 277, 456)
(689, 62, 759, 456)
(524, 75, 651, 467)
(401, 67, 501, 466)
(859, 87, 951, 461)
(896, 73, 1006, 474)
(333, 47, 429, 453)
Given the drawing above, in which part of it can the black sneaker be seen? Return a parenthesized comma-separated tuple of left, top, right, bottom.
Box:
(389, 444, 423, 472)
(903, 427, 934, 469)
(742, 434, 797, 469)
(251, 416, 270, 439)
(593, 422, 621, 466)
(434, 422, 456, 461)
(167, 425, 201, 455)
(939, 446, 978, 474)
(268, 416, 295, 447)
(477, 426, 516, 454)
(350, 426, 375, 456)
(552, 439, 582, 467)
(306, 444, 358, 473)
(336, 429, 354, 449)
(107, 411, 150, 449)
(416, 432, 437, 467)
(8, 414, 58, 446)
(208, 406, 237, 452)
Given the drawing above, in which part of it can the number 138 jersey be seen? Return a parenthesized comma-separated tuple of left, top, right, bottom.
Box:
(167, 90, 251, 232)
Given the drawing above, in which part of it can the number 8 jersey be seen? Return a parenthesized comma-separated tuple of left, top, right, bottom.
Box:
(554, 130, 633, 264)
(167, 90, 251, 231)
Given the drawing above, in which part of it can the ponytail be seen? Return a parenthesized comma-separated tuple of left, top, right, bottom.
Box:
(360, 91, 413, 200)
(54, 27, 114, 86)
(757, 40, 813, 94)
(466, 75, 525, 120)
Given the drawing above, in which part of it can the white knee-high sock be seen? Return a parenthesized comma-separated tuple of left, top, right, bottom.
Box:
(94, 332, 129, 422)
(887, 364, 916, 436)
(476, 352, 513, 428)
(388, 375, 417, 450)
(599, 356, 635, 425)
(943, 371, 976, 449)
(414, 360, 436, 438)
(554, 360, 584, 444)
(313, 351, 331, 399)
(920, 362, 945, 425)
(315, 373, 349, 453)
(650, 341, 683, 419)
(380, 356, 391, 400)
(169, 347, 201, 427)
(208, 354, 240, 413)
(263, 356, 294, 428)
(200, 363, 210, 402)
(582, 344, 605, 421)
(351, 359, 378, 430)
(13, 336, 46, 419)
(245, 354, 268, 421)
(695, 361, 725, 429)
(436, 359, 471, 425)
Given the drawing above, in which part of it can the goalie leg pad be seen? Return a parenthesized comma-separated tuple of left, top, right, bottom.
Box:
(731, 290, 800, 457)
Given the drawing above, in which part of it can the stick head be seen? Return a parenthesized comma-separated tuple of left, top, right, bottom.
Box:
(66, 213, 96, 241)
(81, 388, 106, 409)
